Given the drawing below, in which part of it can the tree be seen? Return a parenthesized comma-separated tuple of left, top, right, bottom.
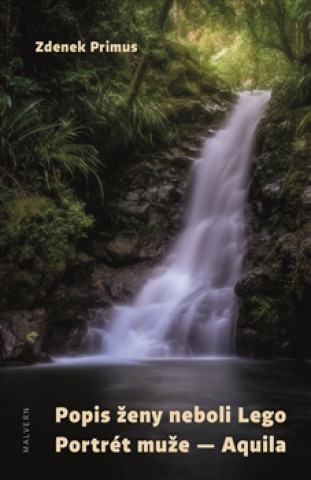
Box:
(127, 0, 174, 107)
(239, 0, 311, 66)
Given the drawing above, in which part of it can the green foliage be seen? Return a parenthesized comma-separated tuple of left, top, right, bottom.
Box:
(209, 35, 288, 89)
(1, 0, 310, 313)
(297, 110, 311, 134)
(83, 89, 168, 151)
(1, 194, 93, 261)
(167, 0, 311, 90)
(0, 94, 104, 196)
(272, 65, 311, 108)
(109, 211, 147, 235)
(248, 296, 276, 326)
(130, 97, 168, 145)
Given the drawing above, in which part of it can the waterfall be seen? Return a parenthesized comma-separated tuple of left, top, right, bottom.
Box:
(101, 91, 270, 359)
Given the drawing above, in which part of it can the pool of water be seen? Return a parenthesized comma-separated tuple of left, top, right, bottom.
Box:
(0, 358, 310, 480)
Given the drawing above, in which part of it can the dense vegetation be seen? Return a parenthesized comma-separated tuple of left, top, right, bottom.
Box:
(0, 0, 310, 360)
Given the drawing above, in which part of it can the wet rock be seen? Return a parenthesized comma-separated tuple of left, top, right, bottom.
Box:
(92, 138, 197, 269)
(236, 327, 290, 358)
(236, 92, 311, 359)
(140, 187, 158, 202)
(45, 321, 87, 356)
(163, 99, 210, 124)
(137, 231, 169, 260)
(235, 267, 277, 298)
(116, 200, 150, 218)
(44, 277, 109, 356)
(65, 252, 96, 284)
(91, 261, 155, 304)
(0, 309, 47, 363)
(106, 235, 139, 265)
(262, 180, 281, 197)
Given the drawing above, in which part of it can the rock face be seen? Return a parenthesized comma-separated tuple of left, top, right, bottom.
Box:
(91, 142, 201, 266)
(0, 256, 99, 363)
(235, 95, 311, 358)
(0, 309, 47, 364)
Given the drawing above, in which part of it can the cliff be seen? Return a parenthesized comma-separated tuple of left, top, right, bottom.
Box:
(236, 87, 311, 358)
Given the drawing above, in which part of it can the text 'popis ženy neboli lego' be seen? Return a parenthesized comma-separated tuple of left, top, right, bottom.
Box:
(54, 405, 287, 457)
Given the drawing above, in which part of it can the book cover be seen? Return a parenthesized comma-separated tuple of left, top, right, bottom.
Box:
(0, 2, 310, 479)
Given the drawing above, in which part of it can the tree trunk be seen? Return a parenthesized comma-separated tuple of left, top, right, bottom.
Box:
(127, 0, 173, 108)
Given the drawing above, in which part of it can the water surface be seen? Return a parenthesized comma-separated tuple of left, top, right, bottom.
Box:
(1, 359, 310, 480)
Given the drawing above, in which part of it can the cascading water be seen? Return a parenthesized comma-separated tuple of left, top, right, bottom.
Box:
(100, 91, 270, 359)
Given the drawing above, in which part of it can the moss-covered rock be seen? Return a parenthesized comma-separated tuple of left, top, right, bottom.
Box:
(140, 39, 231, 126)
(147, 40, 225, 98)
(0, 192, 94, 311)
(106, 235, 139, 265)
(236, 88, 311, 359)
(0, 309, 47, 363)
(162, 98, 208, 123)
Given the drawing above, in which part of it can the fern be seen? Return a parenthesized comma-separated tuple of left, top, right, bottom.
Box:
(0, 95, 104, 197)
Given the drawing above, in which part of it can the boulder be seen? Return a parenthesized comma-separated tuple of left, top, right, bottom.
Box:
(0, 309, 47, 363)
